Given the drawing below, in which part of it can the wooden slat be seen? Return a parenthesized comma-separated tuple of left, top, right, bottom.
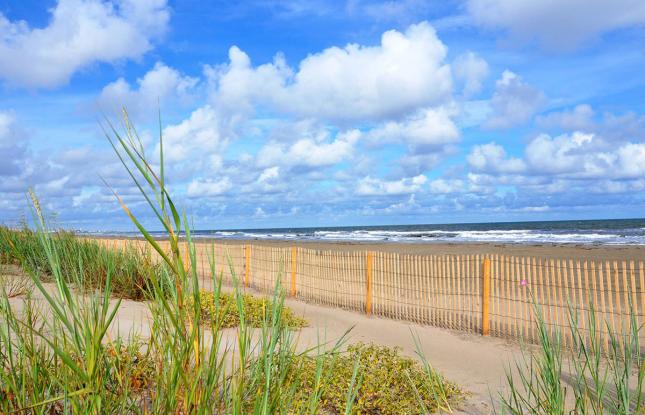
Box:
(366, 251, 373, 315)
(482, 256, 491, 336)
(640, 261, 645, 339)
(605, 260, 617, 343)
(597, 260, 608, 353)
(557, 259, 565, 346)
(616, 260, 624, 337)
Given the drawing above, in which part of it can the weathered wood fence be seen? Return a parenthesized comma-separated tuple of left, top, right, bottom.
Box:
(94, 238, 645, 352)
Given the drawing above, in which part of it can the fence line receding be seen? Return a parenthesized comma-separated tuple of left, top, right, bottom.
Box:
(92, 238, 645, 352)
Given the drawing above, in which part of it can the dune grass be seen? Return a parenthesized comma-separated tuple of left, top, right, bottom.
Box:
(496, 294, 644, 414)
(0, 225, 166, 300)
(0, 112, 461, 414)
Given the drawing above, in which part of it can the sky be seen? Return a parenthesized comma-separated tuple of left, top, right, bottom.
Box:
(1, 0, 645, 231)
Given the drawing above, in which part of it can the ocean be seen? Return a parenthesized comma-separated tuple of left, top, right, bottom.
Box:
(91, 218, 645, 245)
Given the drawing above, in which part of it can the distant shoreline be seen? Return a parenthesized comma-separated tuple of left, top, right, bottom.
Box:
(93, 236, 645, 262)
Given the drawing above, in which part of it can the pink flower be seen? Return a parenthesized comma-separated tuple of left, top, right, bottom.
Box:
(520, 279, 528, 287)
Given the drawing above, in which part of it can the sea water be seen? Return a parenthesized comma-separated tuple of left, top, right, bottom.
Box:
(90, 218, 645, 245)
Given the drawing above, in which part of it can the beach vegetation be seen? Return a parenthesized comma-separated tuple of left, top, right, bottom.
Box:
(0, 225, 166, 300)
(496, 294, 644, 414)
(194, 289, 308, 328)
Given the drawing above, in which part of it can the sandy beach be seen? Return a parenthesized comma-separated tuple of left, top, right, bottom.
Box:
(185, 239, 645, 262)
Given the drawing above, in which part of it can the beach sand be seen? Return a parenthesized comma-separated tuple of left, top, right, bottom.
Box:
(189, 239, 645, 262)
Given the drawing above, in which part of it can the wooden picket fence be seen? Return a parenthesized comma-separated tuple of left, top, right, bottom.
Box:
(93, 238, 645, 352)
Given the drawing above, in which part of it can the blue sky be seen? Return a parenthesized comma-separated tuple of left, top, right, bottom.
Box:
(1, 0, 645, 231)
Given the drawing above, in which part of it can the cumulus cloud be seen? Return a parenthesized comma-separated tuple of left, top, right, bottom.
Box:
(257, 129, 360, 169)
(467, 142, 526, 174)
(428, 178, 465, 194)
(453, 51, 489, 97)
(205, 46, 292, 118)
(467, 0, 645, 49)
(0, 111, 27, 176)
(206, 21, 452, 123)
(483, 70, 545, 129)
(525, 132, 645, 179)
(365, 106, 460, 174)
(98, 62, 198, 117)
(357, 174, 427, 196)
(160, 106, 228, 166)
(186, 178, 232, 197)
(367, 107, 459, 149)
(0, 0, 170, 89)
(468, 129, 645, 183)
(536, 104, 595, 131)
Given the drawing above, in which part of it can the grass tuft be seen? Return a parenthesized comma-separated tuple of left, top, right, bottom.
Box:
(0, 226, 167, 300)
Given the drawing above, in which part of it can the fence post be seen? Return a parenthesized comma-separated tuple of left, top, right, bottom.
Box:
(366, 251, 374, 315)
(244, 245, 250, 287)
(291, 247, 297, 297)
(184, 242, 190, 273)
(482, 256, 491, 336)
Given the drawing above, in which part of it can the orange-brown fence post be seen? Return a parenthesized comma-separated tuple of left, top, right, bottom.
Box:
(244, 245, 251, 287)
(184, 242, 190, 273)
(290, 247, 297, 297)
(482, 257, 491, 336)
(366, 251, 374, 315)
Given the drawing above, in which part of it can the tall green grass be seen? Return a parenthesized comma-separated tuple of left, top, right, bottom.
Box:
(496, 293, 644, 414)
(0, 225, 165, 300)
(0, 111, 460, 414)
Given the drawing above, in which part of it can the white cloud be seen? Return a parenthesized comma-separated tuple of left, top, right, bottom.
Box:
(0, 111, 27, 176)
(428, 178, 465, 194)
(453, 51, 489, 97)
(286, 21, 451, 121)
(368, 107, 459, 149)
(468, 130, 645, 181)
(525, 132, 598, 175)
(467, 0, 645, 49)
(98, 62, 198, 117)
(186, 177, 232, 197)
(525, 132, 645, 178)
(483, 70, 545, 129)
(258, 166, 280, 182)
(160, 106, 227, 166)
(253, 207, 267, 218)
(0, 0, 170, 89)
(357, 174, 427, 195)
(536, 104, 595, 131)
(467, 142, 526, 174)
(205, 46, 292, 118)
(257, 129, 360, 169)
(206, 21, 452, 123)
(366, 106, 459, 174)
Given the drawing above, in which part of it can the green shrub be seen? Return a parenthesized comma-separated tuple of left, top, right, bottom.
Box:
(288, 343, 461, 415)
(195, 290, 308, 328)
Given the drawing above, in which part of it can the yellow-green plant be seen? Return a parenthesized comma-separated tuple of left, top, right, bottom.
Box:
(288, 342, 461, 414)
(194, 290, 307, 328)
